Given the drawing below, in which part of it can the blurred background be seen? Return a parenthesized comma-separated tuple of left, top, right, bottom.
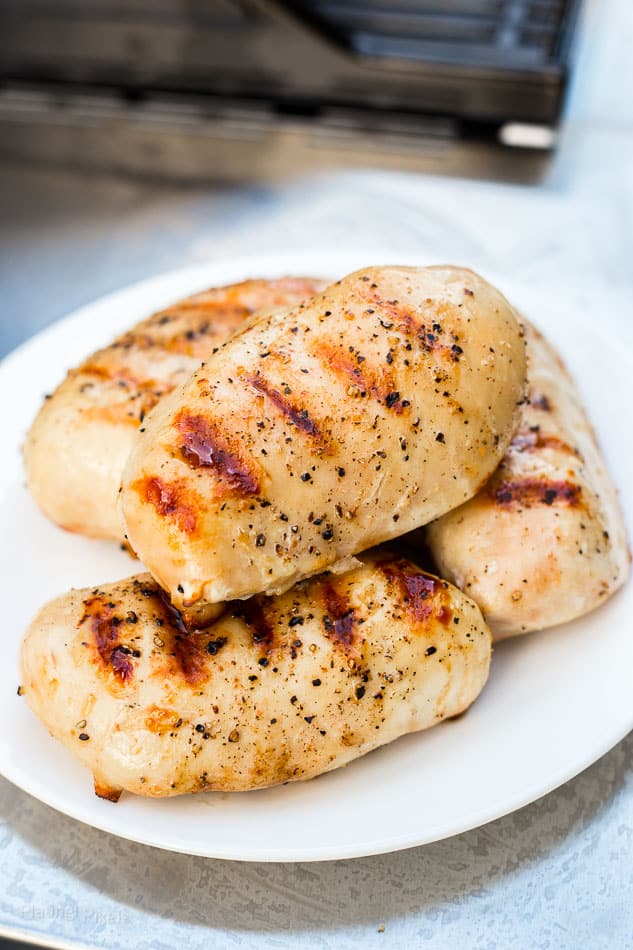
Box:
(0, 0, 581, 183)
(0, 0, 631, 358)
(1, 3, 633, 950)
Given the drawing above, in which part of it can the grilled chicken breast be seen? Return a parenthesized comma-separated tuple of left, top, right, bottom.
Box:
(121, 265, 527, 610)
(24, 277, 324, 541)
(426, 321, 630, 638)
(20, 553, 491, 800)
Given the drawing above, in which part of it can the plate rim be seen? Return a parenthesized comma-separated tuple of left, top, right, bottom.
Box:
(3, 650, 632, 863)
(2, 250, 632, 862)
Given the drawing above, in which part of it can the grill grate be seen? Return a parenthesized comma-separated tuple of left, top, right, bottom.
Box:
(289, 0, 574, 69)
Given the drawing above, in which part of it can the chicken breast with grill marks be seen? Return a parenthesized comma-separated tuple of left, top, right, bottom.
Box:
(20, 552, 491, 800)
(120, 265, 527, 610)
(426, 321, 630, 638)
(24, 277, 324, 541)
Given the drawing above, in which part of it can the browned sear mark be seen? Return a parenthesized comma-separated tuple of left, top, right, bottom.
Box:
(74, 278, 325, 432)
(175, 411, 260, 497)
(380, 559, 447, 626)
(76, 364, 170, 422)
(436, 604, 453, 625)
(143, 583, 215, 685)
(170, 631, 213, 686)
(492, 478, 582, 509)
(510, 428, 579, 457)
(78, 362, 156, 390)
(359, 286, 460, 360)
(135, 476, 198, 534)
(322, 584, 356, 650)
(79, 596, 135, 682)
(134, 580, 223, 681)
(153, 585, 191, 635)
(313, 342, 407, 413)
(249, 375, 324, 440)
(96, 278, 323, 359)
(153, 313, 242, 356)
(234, 597, 275, 652)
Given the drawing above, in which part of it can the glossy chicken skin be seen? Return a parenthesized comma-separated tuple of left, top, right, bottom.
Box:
(426, 321, 630, 638)
(24, 277, 324, 541)
(20, 553, 491, 800)
(121, 265, 527, 609)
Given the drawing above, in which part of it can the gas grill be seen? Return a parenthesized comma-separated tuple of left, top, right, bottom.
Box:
(0, 0, 583, 181)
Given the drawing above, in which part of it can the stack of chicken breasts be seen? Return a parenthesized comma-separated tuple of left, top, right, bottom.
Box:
(21, 266, 629, 802)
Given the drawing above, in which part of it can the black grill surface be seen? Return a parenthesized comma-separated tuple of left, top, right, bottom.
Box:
(290, 0, 576, 69)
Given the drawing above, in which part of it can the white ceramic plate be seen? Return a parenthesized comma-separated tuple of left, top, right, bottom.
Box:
(1, 250, 631, 862)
